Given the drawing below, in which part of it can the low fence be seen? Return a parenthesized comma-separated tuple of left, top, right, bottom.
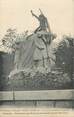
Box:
(0, 90, 74, 108)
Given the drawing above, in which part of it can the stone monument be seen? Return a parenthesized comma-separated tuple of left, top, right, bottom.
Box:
(9, 10, 56, 78)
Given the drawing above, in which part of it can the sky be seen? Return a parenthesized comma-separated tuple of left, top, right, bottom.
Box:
(0, 0, 73, 39)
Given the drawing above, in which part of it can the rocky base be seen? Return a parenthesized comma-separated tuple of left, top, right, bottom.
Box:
(4, 70, 72, 90)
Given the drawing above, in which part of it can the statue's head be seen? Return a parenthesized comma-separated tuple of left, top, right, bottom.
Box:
(39, 14, 46, 20)
(39, 8, 46, 18)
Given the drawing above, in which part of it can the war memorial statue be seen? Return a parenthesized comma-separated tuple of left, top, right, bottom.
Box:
(1, 10, 73, 91)
(8, 10, 56, 79)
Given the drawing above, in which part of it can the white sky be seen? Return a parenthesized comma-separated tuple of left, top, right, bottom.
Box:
(0, 0, 73, 39)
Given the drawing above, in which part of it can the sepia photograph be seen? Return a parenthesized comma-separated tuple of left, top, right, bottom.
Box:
(0, 0, 74, 110)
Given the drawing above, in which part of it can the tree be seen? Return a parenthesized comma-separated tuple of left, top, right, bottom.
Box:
(2, 28, 17, 51)
(55, 35, 74, 88)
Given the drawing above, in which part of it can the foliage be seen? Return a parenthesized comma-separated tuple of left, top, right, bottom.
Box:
(1, 28, 17, 53)
(55, 35, 74, 75)
(2, 29, 28, 52)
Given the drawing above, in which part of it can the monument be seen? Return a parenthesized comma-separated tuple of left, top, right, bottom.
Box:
(8, 10, 56, 79)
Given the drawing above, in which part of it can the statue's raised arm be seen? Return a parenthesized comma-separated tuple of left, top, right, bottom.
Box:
(31, 10, 39, 20)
